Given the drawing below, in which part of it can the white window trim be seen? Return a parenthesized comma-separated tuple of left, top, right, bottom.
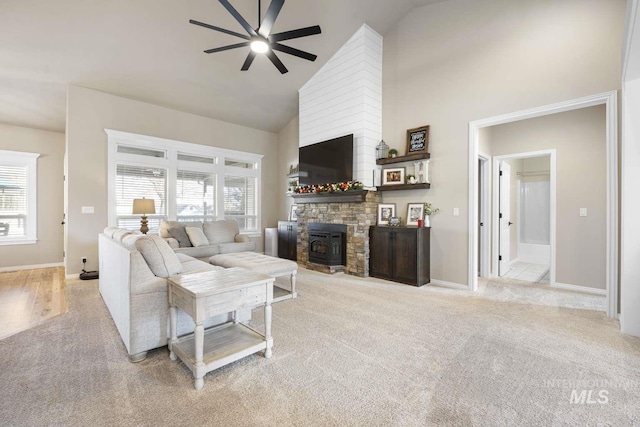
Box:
(0, 149, 40, 246)
(106, 129, 263, 234)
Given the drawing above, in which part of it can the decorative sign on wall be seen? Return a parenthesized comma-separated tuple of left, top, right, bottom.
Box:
(405, 125, 430, 155)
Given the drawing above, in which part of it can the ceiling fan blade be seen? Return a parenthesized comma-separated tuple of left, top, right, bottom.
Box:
(271, 43, 317, 62)
(218, 0, 257, 36)
(266, 50, 288, 74)
(204, 42, 250, 54)
(258, 0, 284, 38)
(241, 51, 257, 70)
(269, 25, 321, 42)
(189, 20, 250, 40)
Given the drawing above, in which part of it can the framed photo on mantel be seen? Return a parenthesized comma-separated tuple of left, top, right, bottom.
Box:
(406, 125, 430, 155)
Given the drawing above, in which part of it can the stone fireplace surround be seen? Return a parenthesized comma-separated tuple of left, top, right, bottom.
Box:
(294, 191, 380, 277)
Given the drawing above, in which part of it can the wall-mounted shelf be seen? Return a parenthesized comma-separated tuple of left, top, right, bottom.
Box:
(376, 152, 430, 165)
(377, 183, 431, 191)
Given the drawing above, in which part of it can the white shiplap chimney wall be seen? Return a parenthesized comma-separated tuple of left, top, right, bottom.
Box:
(298, 24, 382, 187)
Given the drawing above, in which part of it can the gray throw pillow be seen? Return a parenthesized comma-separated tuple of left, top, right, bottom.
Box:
(168, 226, 192, 248)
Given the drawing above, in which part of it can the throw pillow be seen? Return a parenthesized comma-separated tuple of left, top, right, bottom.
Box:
(203, 220, 238, 244)
(134, 235, 183, 278)
(168, 226, 192, 248)
(185, 227, 210, 247)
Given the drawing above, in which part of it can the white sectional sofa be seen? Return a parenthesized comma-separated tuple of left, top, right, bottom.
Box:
(98, 227, 250, 362)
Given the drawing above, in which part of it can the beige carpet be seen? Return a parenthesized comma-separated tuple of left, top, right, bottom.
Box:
(1, 268, 639, 426)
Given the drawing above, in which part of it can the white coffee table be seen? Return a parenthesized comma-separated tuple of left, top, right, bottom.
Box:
(167, 267, 275, 390)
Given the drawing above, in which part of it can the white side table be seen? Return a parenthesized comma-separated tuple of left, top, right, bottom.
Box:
(167, 267, 275, 390)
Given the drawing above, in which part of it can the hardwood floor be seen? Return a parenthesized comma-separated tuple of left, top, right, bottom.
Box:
(0, 267, 67, 340)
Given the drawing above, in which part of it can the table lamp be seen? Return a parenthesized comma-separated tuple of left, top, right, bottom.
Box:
(132, 197, 155, 234)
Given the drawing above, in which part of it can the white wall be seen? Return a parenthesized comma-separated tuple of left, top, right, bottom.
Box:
(621, 0, 640, 337)
(621, 78, 640, 336)
(66, 86, 278, 275)
(0, 124, 65, 269)
(299, 24, 382, 187)
(382, 0, 625, 285)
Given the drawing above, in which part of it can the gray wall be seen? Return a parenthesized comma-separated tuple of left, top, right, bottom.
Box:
(0, 124, 64, 269)
(66, 86, 279, 275)
(488, 106, 606, 290)
(382, 0, 624, 285)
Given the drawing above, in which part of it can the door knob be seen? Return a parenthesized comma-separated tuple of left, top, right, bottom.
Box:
(508, 221, 513, 226)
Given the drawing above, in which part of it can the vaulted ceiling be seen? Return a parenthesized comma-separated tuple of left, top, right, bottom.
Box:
(1, 0, 445, 133)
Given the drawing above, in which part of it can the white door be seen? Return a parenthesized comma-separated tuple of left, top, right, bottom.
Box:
(499, 161, 511, 276)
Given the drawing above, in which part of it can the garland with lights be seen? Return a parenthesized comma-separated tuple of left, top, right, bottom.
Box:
(294, 180, 364, 194)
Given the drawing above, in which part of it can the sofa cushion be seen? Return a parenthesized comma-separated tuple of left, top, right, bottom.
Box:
(122, 233, 146, 250)
(174, 246, 220, 258)
(167, 226, 192, 248)
(218, 241, 256, 254)
(185, 227, 210, 247)
(203, 220, 239, 244)
(103, 227, 119, 238)
(114, 229, 135, 242)
(134, 235, 183, 278)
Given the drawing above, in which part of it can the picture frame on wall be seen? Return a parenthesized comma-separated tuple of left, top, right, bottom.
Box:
(382, 167, 405, 185)
(289, 205, 298, 221)
(406, 203, 425, 226)
(377, 203, 396, 225)
(406, 125, 430, 155)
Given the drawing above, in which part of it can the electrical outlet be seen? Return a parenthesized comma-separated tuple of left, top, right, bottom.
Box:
(82, 257, 87, 264)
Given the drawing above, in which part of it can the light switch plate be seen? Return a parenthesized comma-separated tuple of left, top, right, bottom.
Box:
(81, 206, 94, 214)
(580, 208, 587, 217)
(453, 208, 460, 216)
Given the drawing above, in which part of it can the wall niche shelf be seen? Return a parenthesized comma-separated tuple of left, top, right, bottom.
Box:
(376, 152, 430, 165)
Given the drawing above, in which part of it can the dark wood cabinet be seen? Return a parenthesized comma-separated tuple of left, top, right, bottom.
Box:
(278, 221, 297, 261)
(369, 226, 430, 286)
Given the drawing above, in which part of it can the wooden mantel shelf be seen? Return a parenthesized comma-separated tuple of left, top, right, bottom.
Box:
(290, 189, 370, 204)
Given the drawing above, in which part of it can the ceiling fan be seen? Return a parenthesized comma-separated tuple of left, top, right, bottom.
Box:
(190, 0, 321, 74)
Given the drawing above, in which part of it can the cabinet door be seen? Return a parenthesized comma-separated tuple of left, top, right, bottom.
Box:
(288, 222, 298, 261)
(369, 227, 393, 279)
(277, 222, 290, 259)
(391, 228, 418, 285)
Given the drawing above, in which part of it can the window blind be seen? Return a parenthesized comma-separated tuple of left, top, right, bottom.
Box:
(115, 164, 167, 232)
(177, 170, 216, 221)
(0, 165, 27, 237)
(224, 175, 257, 232)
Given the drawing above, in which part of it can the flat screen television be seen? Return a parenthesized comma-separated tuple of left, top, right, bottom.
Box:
(298, 134, 354, 186)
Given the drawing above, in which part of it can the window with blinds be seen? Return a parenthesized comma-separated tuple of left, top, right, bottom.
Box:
(224, 175, 257, 232)
(115, 164, 167, 233)
(107, 130, 262, 236)
(0, 149, 38, 244)
(0, 165, 28, 238)
(177, 170, 216, 221)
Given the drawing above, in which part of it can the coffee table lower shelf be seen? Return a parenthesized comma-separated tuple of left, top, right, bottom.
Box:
(172, 322, 268, 375)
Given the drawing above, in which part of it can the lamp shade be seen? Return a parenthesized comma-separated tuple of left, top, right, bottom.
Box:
(132, 198, 156, 215)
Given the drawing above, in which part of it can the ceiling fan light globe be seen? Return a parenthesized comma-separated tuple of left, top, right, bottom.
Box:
(250, 39, 269, 53)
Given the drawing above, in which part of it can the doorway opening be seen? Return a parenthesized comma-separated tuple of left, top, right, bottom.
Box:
(468, 91, 618, 318)
(493, 151, 556, 284)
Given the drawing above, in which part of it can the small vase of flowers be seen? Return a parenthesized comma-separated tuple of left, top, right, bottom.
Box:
(423, 202, 439, 227)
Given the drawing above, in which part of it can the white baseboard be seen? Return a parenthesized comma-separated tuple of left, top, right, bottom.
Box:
(65, 274, 80, 280)
(0, 262, 64, 273)
(430, 279, 469, 291)
(551, 282, 606, 296)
